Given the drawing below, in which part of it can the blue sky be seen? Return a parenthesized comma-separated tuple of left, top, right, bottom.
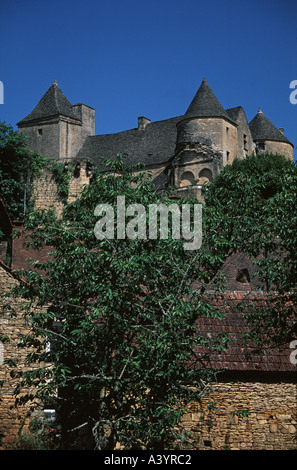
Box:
(1, 0, 296, 159)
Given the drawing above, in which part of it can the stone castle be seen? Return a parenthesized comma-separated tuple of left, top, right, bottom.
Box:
(17, 78, 293, 201)
(0, 78, 295, 450)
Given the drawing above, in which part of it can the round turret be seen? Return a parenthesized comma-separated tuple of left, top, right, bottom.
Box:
(249, 108, 294, 160)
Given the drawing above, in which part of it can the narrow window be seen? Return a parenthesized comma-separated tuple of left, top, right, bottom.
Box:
(243, 134, 247, 151)
(0, 341, 4, 365)
(74, 162, 81, 178)
(204, 440, 212, 448)
(236, 268, 250, 283)
(0, 81, 4, 104)
(37, 128, 43, 136)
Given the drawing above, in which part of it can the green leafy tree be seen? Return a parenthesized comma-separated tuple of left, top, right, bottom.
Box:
(0, 121, 47, 221)
(202, 152, 297, 347)
(11, 155, 226, 450)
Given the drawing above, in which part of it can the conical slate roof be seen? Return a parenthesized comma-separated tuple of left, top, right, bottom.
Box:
(249, 108, 292, 145)
(18, 79, 79, 124)
(185, 78, 232, 121)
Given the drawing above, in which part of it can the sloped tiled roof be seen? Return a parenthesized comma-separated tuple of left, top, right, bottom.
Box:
(226, 106, 246, 123)
(18, 80, 79, 125)
(76, 116, 182, 167)
(75, 79, 238, 169)
(249, 108, 293, 146)
(185, 78, 233, 122)
(193, 292, 296, 373)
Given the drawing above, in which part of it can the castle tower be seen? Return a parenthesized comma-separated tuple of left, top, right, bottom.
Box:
(171, 78, 237, 198)
(17, 81, 95, 215)
(17, 79, 95, 161)
(249, 108, 293, 160)
(182, 77, 239, 164)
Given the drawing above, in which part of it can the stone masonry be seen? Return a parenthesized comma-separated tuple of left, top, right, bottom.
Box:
(181, 380, 296, 450)
(0, 262, 44, 450)
(0, 78, 295, 450)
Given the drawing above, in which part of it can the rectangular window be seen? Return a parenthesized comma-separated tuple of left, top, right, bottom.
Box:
(37, 128, 43, 136)
(44, 409, 56, 422)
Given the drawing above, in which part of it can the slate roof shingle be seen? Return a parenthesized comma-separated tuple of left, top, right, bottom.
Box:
(185, 78, 234, 122)
(249, 108, 293, 146)
(18, 79, 80, 125)
(76, 116, 182, 167)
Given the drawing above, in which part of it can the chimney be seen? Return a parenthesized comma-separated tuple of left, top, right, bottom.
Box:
(138, 116, 151, 131)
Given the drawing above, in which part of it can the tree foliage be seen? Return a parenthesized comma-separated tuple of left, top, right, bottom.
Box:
(4, 148, 296, 450)
(202, 152, 297, 346)
(0, 121, 47, 222)
(11, 155, 226, 450)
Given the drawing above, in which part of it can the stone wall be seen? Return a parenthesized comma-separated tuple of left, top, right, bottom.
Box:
(1, 262, 296, 450)
(181, 378, 297, 450)
(32, 168, 63, 215)
(18, 118, 60, 159)
(233, 109, 254, 160)
(0, 241, 8, 265)
(0, 264, 40, 450)
(32, 163, 91, 217)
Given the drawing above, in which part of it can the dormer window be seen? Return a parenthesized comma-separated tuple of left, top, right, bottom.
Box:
(236, 269, 250, 283)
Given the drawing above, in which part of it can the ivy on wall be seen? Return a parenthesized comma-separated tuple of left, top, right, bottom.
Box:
(50, 160, 74, 203)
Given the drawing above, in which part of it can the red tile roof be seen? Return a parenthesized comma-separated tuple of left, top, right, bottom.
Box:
(192, 292, 296, 373)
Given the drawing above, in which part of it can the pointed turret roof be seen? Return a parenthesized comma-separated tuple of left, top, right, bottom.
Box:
(249, 108, 292, 145)
(18, 80, 79, 125)
(185, 78, 232, 121)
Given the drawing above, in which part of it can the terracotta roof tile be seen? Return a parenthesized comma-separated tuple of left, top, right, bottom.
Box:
(193, 292, 296, 372)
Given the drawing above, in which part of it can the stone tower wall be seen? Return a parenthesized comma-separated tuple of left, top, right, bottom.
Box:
(193, 117, 238, 166)
(233, 111, 255, 160)
(19, 118, 60, 159)
(18, 106, 94, 162)
(257, 140, 294, 160)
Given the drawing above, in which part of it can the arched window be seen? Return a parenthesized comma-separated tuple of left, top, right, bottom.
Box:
(180, 171, 195, 187)
(199, 168, 213, 184)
